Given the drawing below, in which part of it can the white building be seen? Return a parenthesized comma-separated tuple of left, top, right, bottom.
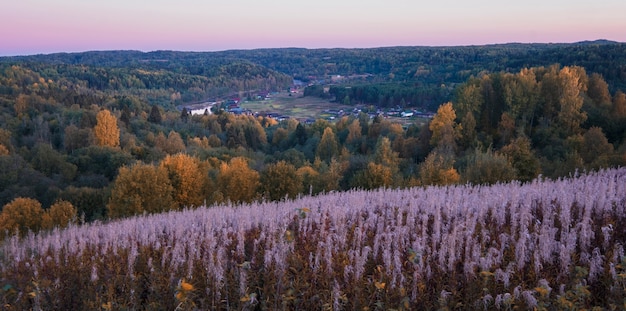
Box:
(188, 102, 217, 115)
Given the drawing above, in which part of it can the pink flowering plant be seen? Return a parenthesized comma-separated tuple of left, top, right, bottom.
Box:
(1, 168, 625, 310)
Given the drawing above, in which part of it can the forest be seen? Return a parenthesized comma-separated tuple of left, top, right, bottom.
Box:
(0, 41, 625, 234)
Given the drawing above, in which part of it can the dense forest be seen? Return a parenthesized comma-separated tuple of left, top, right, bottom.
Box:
(0, 41, 625, 235)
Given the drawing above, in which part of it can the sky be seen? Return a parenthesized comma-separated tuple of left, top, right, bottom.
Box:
(1, 0, 625, 56)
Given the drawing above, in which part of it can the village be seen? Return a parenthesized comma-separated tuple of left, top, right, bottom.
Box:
(180, 88, 434, 126)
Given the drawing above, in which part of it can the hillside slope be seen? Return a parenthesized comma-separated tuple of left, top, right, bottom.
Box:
(1, 168, 625, 309)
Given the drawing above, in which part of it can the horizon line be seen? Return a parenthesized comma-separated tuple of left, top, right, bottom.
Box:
(1, 39, 622, 58)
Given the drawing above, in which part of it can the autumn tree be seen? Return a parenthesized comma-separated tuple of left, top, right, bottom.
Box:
(216, 157, 260, 204)
(345, 119, 363, 151)
(316, 127, 339, 163)
(224, 115, 267, 150)
(0, 129, 13, 155)
(155, 131, 186, 155)
(296, 165, 320, 195)
(429, 102, 461, 153)
(312, 158, 346, 193)
(373, 136, 399, 168)
(0, 197, 44, 237)
(260, 161, 303, 201)
(94, 109, 120, 148)
(207, 134, 222, 147)
(107, 164, 176, 218)
(42, 200, 77, 230)
(351, 162, 394, 190)
(242, 115, 268, 150)
(188, 136, 210, 149)
(334, 116, 350, 134)
(271, 127, 289, 148)
(160, 154, 207, 208)
(419, 151, 460, 186)
(556, 66, 587, 135)
(502, 69, 539, 136)
(497, 112, 516, 146)
(14, 94, 29, 118)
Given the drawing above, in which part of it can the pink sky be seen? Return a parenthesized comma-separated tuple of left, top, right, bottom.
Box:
(2, 0, 625, 56)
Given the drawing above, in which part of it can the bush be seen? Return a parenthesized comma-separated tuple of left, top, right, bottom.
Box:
(0, 197, 44, 238)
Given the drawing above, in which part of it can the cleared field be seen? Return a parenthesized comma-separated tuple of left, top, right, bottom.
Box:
(239, 91, 430, 128)
(239, 91, 354, 120)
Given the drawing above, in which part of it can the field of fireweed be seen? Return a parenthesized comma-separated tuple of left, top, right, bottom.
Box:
(1, 168, 625, 310)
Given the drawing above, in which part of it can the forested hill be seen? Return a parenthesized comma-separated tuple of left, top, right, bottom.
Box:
(3, 40, 625, 110)
(4, 40, 626, 89)
(0, 58, 293, 105)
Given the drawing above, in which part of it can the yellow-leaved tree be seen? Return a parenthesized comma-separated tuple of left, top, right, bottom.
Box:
(312, 157, 346, 193)
(352, 162, 394, 190)
(160, 153, 208, 208)
(94, 109, 120, 147)
(0, 197, 44, 238)
(155, 131, 186, 155)
(557, 66, 587, 136)
(107, 163, 176, 218)
(316, 127, 339, 163)
(217, 157, 260, 204)
(42, 200, 77, 230)
(345, 119, 362, 149)
(429, 102, 461, 151)
(0, 128, 12, 155)
(296, 165, 320, 195)
(419, 151, 460, 186)
(421, 102, 463, 186)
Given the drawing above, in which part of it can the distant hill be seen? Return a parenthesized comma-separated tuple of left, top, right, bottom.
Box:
(574, 39, 619, 45)
(3, 41, 625, 110)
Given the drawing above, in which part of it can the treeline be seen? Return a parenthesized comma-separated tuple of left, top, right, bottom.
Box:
(326, 83, 449, 109)
(303, 83, 447, 109)
(1, 58, 626, 236)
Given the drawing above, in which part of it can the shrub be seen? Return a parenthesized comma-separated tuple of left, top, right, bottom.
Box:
(0, 197, 44, 238)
